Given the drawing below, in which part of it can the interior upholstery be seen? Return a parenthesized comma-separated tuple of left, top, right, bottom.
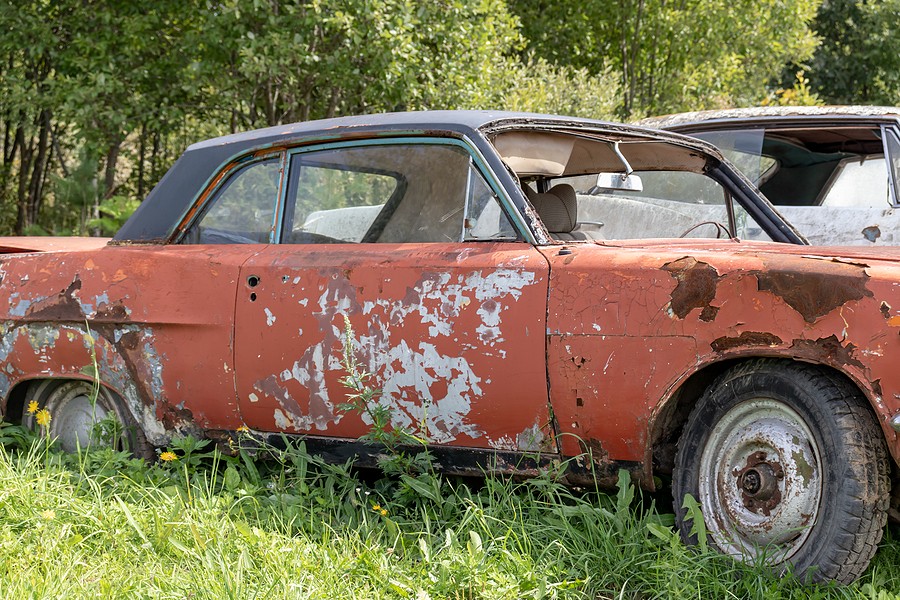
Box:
(526, 184, 595, 241)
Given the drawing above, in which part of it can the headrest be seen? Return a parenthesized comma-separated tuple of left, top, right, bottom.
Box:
(527, 184, 577, 233)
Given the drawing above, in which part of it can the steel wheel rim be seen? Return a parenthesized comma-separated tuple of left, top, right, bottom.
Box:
(698, 398, 822, 563)
(45, 385, 119, 453)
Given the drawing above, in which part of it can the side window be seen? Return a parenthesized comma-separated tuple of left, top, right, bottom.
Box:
(183, 158, 281, 244)
(464, 166, 516, 241)
(886, 127, 900, 207)
(819, 155, 890, 208)
(282, 143, 517, 244)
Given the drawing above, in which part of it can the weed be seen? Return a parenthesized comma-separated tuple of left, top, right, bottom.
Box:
(337, 315, 434, 475)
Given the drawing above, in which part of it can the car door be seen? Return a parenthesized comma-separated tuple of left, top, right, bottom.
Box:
(232, 138, 554, 452)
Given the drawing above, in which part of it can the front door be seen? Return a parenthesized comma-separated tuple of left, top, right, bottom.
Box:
(232, 138, 553, 451)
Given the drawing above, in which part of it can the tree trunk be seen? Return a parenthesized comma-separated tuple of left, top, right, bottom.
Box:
(137, 122, 146, 199)
(15, 125, 31, 235)
(25, 108, 51, 227)
(103, 138, 121, 199)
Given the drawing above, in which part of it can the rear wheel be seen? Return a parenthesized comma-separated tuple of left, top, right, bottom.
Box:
(673, 359, 889, 583)
(22, 380, 153, 460)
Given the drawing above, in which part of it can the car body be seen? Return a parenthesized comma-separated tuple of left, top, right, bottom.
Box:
(1, 111, 899, 582)
(641, 105, 900, 246)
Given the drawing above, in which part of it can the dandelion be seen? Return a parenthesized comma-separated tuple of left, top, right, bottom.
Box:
(371, 504, 381, 512)
(159, 451, 177, 462)
(26, 400, 38, 414)
(236, 425, 250, 433)
(35, 409, 51, 427)
(380, 509, 387, 516)
(40, 509, 55, 520)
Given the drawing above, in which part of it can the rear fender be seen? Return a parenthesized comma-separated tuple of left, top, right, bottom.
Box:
(0, 321, 194, 445)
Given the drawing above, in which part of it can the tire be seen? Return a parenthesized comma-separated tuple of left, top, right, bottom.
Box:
(673, 359, 889, 583)
(21, 379, 154, 460)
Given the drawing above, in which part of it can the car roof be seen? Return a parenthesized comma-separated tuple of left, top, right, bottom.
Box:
(187, 110, 693, 151)
(638, 105, 900, 130)
(116, 110, 724, 243)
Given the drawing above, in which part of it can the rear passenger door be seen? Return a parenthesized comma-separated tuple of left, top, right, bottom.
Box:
(233, 138, 555, 452)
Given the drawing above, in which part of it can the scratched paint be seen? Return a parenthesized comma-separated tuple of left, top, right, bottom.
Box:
(233, 243, 552, 450)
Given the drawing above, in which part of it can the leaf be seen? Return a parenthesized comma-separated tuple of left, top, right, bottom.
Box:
(400, 473, 439, 502)
(681, 493, 708, 553)
(223, 465, 241, 491)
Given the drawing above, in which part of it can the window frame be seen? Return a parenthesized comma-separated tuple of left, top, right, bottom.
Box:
(175, 151, 286, 245)
(277, 137, 525, 244)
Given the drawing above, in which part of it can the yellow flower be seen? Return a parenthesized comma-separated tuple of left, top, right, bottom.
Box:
(371, 504, 381, 512)
(159, 451, 177, 462)
(27, 400, 38, 415)
(40, 509, 55, 520)
(35, 409, 51, 427)
(380, 509, 387, 517)
(236, 425, 250, 433)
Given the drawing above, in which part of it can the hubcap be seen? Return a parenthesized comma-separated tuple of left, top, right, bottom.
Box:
(698, 398, 822, 562)
(44, 384, 122, 453)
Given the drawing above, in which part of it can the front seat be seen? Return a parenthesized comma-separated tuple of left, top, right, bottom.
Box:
(525, 184, 596, 241)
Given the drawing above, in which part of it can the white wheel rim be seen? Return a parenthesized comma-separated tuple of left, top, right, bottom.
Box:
(698, 398, 822, 563)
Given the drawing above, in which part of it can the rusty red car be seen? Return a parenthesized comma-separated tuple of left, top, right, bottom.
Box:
(1, 111, 897, 583)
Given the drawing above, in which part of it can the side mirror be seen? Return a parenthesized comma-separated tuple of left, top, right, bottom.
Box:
(590, 172, 644, 193)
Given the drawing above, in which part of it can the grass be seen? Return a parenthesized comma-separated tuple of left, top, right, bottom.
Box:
(0, 427, 898, 599)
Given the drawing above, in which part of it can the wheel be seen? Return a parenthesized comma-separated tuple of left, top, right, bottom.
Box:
(673, 359, 889, 583)
(22, 379, 154, 460)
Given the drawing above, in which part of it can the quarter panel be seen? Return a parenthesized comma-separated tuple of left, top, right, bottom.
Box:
(542, 242, 900, 470)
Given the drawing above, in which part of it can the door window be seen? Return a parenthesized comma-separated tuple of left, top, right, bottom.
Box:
(281, 142, 517, 244)
(182, 158, 281, 244)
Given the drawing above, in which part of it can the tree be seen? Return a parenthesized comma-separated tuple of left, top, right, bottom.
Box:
(802, 0, 900, 104)
(510, 0, 822, 118)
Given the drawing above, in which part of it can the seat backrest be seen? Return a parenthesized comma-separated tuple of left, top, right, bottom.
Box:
(525, 183, 594, 240)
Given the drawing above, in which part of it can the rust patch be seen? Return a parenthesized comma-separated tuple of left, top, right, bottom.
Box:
(871, 378, 883, 399)
(699, 305, 719, 322)
(756, 263, 872, 323)
(789, 335, 865, 370)
(25, 278, 84, 321)
(661, 257, 720, 320)
(96, 301, 130, 321)
(710, 331, 783, 352)
(579, 438, 610, 465)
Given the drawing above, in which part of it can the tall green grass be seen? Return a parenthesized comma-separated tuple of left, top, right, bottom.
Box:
(0, 426, 897, 599)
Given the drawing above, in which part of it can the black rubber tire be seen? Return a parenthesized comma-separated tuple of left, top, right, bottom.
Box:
(21, 379, 154, 460)
(673, 359, 889, 583)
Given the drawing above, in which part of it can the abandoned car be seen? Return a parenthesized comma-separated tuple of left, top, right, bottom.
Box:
(2, 111, 900, 583)
(642, 105, 900, 246)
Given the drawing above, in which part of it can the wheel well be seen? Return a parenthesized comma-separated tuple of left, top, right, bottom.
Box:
(649, 357, 874, 477)
(4, 379, 32, 425)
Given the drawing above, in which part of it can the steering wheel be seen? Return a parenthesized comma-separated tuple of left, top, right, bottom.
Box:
(679, 221, 731, 239)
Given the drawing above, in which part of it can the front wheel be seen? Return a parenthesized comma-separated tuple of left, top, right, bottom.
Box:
(673, 359, 889, 583)
(22, 379, 154, 460)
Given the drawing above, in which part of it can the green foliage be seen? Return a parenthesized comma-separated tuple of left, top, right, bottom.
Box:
(87, 196, 141, 236)
(199, 0, 525, 126)
(802, 0, 900, 104)
(0, 430, 897, 597)
(501, 57, 619, 119)
(681, 492, 709, 553)
(510, 0, 822, 117)
(764, 70, 823, 107)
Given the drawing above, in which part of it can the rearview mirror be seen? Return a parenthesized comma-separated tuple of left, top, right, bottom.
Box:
(590, 172, 644, 193)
